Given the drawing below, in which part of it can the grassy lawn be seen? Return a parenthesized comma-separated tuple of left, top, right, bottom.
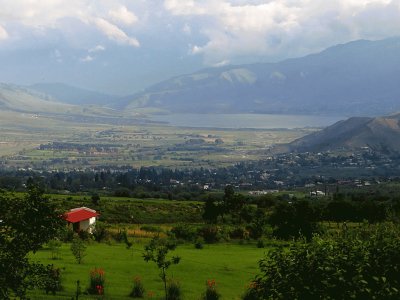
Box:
(29, 241, 269, 299)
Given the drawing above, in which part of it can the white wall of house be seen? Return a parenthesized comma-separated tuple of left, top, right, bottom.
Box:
(79, 217, 97, 233)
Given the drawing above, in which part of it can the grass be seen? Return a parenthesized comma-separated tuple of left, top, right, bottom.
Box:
(29, 240, 268, 299)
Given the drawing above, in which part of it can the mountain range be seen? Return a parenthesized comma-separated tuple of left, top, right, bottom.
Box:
(286, 113, 400, 154)
(2, 37, 400, 120)
(120, 37, 400, 116)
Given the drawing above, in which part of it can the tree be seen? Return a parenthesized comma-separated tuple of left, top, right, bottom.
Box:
(143, 237, 181, 300)
(91, 193, 100, 206)
(0, 185, 64, 298)
(70, 235, 87, 264)
(269, 200, 321, 240)
(221, 185, 245, 222)
(245, 223, 400, 299)
(202, 196, 221, 223)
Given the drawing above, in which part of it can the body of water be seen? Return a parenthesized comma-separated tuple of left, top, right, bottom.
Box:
(150, 113, 345, 129)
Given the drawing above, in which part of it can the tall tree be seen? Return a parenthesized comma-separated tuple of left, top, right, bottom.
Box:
(0, 185, 64, 298)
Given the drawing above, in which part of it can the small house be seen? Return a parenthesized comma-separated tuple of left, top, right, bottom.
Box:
(64, 207, 99, 233)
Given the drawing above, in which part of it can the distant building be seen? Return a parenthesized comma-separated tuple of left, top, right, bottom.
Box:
(310, 191, 326, 197)
(64, 207, 99, 233)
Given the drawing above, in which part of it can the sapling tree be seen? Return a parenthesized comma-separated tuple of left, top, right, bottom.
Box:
(143, 236, 181, 300)
(70, 235, 87, 264)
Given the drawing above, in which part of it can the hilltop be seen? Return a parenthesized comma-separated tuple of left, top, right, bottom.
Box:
(121, 37, 400, 116)
(287, 113, 400, 153)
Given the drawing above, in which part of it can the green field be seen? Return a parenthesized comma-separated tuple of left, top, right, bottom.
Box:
(29, 241, 269, 299)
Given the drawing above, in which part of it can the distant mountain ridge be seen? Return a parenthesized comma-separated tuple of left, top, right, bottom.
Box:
(29, 83, 119, 106)
(0, 83, 78, 114)
(121, 37, 400, 116)
(287, 113, 400, 153)
(0, 83, 116, 117)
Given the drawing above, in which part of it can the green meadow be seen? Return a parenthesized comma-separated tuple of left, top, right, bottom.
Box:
(29, 241, 269, 299)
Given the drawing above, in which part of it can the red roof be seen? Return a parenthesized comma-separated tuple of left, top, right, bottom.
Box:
(64, 207, 99, 223)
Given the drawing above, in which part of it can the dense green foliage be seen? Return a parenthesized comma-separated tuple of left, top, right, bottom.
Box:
(0, 186, 64, 298)
(268, 200, 321, 240)
(246, 223, 400, 299)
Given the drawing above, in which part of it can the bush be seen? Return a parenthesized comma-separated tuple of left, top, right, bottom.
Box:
(256, 239, 265, 248)
(167, 280, 182, 300)
(92, 221, 109, 242)
(194, 237, 204, 249)
(242, 283, 259, 300)
(88, 268, 105, 295)
(229, 226, 249, 240)
(70, 235, 86, 264)
(130, 276, 145, 298)
(47, 239, 62, 260)
(170, 224, 198, 241)
(114, 188, 131, 197)
(199, 225, 222, 244)
(27, 263, 63, 296)
(202, 279, 220, 300)
(246, 223, 400, 299)
(60, 227, 74, 242)
(140, 225, 163, 233)
(78, 230, 91, 241)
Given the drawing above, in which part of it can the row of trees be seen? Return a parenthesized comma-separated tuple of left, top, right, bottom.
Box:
(200, 186, 400, 244)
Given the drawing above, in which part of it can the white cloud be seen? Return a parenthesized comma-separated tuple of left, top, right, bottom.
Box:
(93, 18, 140, 47)
(81, 55, 94, 62)
(0, 25, 8, 39)
(89, 45, 106, 53)
(0, 0, 141, 47)
(109, 6, 138, 25)
(0, 0, 399, 67)
(164, 0, 400, 64)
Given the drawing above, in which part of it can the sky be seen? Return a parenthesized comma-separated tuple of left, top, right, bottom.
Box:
(0, 0, 399, 95)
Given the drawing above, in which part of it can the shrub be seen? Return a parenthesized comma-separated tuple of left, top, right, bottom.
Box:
(170, 224, 198, 241)
(70, 235, 86, 264)
(256, 239, 265, 248)
(47, 239, 62, 260)
(194, 237, 204, 249)
(199, 225, 222, 243)
(140, 225, 163, 233)
(202, 279, 220, 300)
(229, 226, 249, 240)
(166, 280, 182, 300)
(130, 276, 145, 298)
(78, 230, 91, 241)
(114, 188, 131, 197)
(242, 282, 259, 300)
(43, 265, 62, 295)
(246, 223, 400, 299)
(60, 227, 74, 242)
(92, 221, 109, 242)
(88, 268, 105, 295)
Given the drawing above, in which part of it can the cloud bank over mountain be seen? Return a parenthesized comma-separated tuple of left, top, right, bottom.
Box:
(0, 0, 399, 94)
